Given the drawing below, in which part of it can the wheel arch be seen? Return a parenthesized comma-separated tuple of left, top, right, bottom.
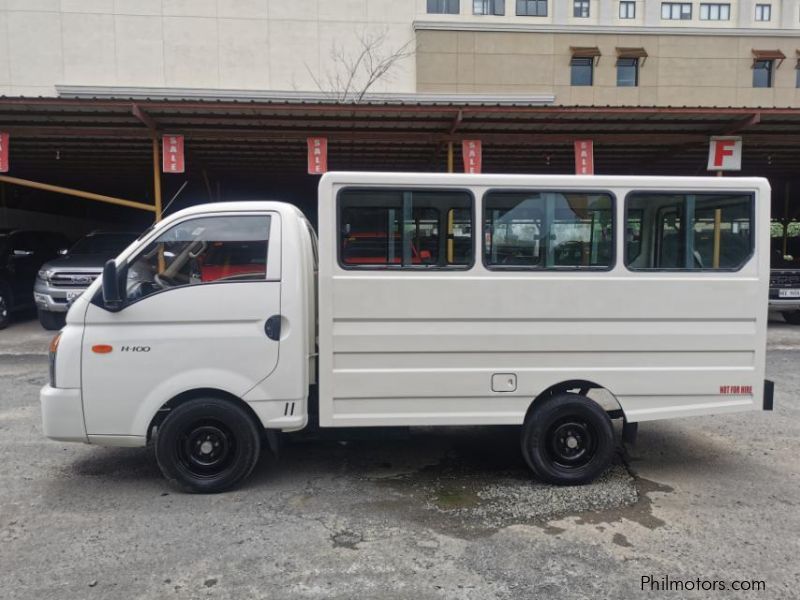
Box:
(146, 388, 263, 442)
(524, 379, 625, 422)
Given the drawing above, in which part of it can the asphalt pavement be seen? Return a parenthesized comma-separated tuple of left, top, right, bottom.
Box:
(0, 315, 798, 599)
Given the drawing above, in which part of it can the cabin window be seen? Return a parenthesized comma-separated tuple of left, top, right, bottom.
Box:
(483, 190, 614, 269)
(338, 189, 473, 269)
(625, 192, 753, 270)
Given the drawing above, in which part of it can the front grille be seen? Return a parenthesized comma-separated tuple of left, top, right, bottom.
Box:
(50, 271, 101, 288)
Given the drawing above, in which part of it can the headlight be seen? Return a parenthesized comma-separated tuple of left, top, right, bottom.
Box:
(38, 269, 53, 281)
(49, 332, 62, 388)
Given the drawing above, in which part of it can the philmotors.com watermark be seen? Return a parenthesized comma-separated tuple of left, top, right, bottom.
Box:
(641, 575, 766, 592)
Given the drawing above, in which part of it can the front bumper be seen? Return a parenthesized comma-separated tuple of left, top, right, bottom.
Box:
(33, 280, 88, 313)
(769, 298, 800, 311)
(40, 385, 87, 443)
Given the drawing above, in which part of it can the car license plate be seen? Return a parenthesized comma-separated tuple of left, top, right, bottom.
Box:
(779, 289, 800, 298)
(66, 290, 83, 302)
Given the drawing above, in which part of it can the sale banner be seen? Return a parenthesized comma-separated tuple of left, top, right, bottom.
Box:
(574, 140, 594, 175)
(307, 137, 328, 175)
(462, 140, 482, 174)
(0, 133, 9, 173)
(162, 134, 185, 174)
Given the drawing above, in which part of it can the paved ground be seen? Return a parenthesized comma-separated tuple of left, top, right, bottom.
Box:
(1, 315, 798, 599)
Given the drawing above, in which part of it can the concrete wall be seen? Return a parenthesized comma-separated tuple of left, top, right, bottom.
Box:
(0, 0, 420, 97)
(417, 30, 800, 107)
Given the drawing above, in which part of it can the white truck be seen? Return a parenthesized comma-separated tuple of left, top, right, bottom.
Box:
(41, 173, 774, 493)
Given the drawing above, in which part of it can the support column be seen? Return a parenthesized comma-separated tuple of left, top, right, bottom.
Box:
(152, 137, 163, 222)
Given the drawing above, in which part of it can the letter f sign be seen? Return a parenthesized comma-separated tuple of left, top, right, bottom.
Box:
(708, 136, 742, 171)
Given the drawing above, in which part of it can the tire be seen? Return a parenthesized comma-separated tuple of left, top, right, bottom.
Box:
(521, 393, 615, 486)
(782, 310, 800, 325)
(154, 397, 261, 494)
(0, 289, 9, 330)
(38, 309, 66, 331)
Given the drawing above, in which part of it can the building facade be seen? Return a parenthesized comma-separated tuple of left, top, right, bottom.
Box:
(1, 1, 799, 106)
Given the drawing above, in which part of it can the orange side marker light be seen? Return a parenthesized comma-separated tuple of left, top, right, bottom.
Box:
(92, 344, 113, 354)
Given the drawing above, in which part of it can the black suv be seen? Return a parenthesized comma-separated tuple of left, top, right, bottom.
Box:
(0, 229, 71, 329)
(770, 232, 800, 324)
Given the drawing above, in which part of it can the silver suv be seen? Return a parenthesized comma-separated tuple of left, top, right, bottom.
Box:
(34, 231, 138, 329)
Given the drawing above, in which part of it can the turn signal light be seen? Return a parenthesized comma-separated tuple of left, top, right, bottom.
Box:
(49, 332, 62, 354)
(92, 344, 113, 354)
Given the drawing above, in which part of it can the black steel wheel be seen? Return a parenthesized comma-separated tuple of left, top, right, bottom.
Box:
(0, 290, 9, 330)
(521, 393, 614, 485)
(155, 398, 261, 493)
(782, 310, 800, 325)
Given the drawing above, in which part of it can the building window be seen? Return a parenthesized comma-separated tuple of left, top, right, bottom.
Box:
(619, 1, 636, 18)
(570, 57, 594, 85)
(661, 2, 692, 19)
(484, 191, 614, 270)
(474, 0, 505, 14)
(574, 0, 590, 17)
(754, 3, 771, 21)
(516, 0, 548, 16)
(753, 59, 774, 87)
(427, 0, 460, 14)
(338, 189, 474, 269)
(625, 193, 753, 271)
(617, 58, 639, 86)
(699, 3, 730, 20)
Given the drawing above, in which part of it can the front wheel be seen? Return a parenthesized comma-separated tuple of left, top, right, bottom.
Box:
(38, 309, 65, 331)
(154, 398, 261, 493)
(782, 310, 800, 325)
(521, 393, 615, 486)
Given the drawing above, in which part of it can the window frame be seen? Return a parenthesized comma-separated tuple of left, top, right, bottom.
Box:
(699, 3, 730, 20)
(661, 2, 692, 19)
(754, 3, 771, 21)
(617, 57, 639, 87)
(573, 0, 590, 18)
(516, 0, 548, 17)
(623, 190, 755, 273)
(473, 0, 505, 15)
(570, 56, 594, 86)
(336, 187, 477, 272)
(99, 212, 279, 310)
(753, 59, 774, 88)
(427, 0, 461, 14)
(619, 1, 636, 19)
(482, 188, 617, 272)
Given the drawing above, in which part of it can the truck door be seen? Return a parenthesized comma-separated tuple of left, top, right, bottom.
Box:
(81, 213, 282, 437)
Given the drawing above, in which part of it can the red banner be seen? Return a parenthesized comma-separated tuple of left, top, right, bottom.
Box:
(307, 137, 328, 175)
(574, 139, 594, 175)
(162, 134, 185, 174)
(0, 133, 9, 173)
(462, 140, 482, 174)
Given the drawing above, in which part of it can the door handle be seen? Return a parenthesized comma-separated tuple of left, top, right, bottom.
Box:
(265, 315, 282, 341)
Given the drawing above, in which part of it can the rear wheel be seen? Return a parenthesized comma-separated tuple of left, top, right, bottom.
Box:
(38, 309, 65, 331)
(521, 393, 614, 486)
(782, 310, 800, 325)
(154, 397, 261, 493)
(0, 290, 9, 330)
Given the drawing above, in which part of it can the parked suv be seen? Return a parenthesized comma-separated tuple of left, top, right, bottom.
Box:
(0, 229, 71, 330)
(34, 231, 138, 330)
(770, 245, 800, 324)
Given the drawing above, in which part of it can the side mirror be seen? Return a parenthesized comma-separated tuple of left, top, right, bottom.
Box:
(13, 249, 34, 258)
(102, 260, 124, 312)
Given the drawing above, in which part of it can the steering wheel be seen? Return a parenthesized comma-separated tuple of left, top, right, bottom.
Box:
(154, 273, 178, 288)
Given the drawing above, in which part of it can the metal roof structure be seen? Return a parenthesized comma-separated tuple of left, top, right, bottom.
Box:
(0, 94, 799, 179)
